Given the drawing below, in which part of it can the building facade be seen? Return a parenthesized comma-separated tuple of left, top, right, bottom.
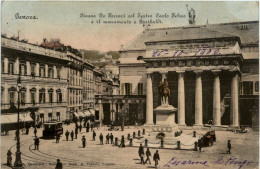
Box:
(1, 37, 69, 130)
(119, 21, 259, 129)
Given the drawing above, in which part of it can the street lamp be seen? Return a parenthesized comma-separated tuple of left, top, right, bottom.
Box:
(14, 75, 23, 168)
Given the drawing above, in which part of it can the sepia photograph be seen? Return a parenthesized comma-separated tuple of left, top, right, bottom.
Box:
(0, 1, 259, 169)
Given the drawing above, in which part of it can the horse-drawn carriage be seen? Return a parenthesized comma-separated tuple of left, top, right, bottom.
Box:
(201, 131, 216, 147)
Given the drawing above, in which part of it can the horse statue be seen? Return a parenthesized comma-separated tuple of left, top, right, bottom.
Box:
(158, 78, 171, 105)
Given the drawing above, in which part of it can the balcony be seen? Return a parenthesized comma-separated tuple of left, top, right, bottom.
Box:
(1, 102, 67, 110)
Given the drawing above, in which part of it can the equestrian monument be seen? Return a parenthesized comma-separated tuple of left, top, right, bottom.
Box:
(153, 78, 178, 132)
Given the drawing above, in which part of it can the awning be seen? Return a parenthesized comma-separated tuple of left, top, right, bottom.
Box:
(88, 109, 95, 115)
(74, 112, 80, 118)
(83, 109, 94, 117)
(1, 113, 33, 124)
(78, 111, 86, 117)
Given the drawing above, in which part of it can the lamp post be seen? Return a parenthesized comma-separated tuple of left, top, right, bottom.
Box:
(14, 75, 23, 168)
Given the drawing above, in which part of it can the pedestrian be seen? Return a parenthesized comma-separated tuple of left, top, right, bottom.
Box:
(198, 139, 202, 152)
(7, 150, 12, 166)
(75, 127, 78, 139)
(153, 150, 160, 168)
(71, 130, 74, 141)
(34, 128, 37, 137)
(82, 136, 86, 148)
(93, 131, 96, 141)
(138, 144, 145, 164)
(99, 133, 103, 145)
(110, 133, 114, 144)
(144, 148, 151, 164)
(56, 134, 60, 143)
(79, 124, 82, 133)
(65, 130, 70, 141)
(91, 122, 94, 131)
(55, 159, 63, 169)
(106, 134, 110, 144)
(34, 137, 40, 150)
(119, 135, 125, 148)
(86, 122, 90, 133)
(227, 140, 231, 154)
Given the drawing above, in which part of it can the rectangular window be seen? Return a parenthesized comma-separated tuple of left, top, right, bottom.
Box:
(21, 92, 26, 105)
(48, 113, 52, 121)
(49, 93, 53, 103)
(9, 92, 15, 103)
(56, 112, 60, 121)
(48, 67, 53, 78)
(1, 61, 4, 73)
(138, 83, 143, 95)
(242, 81, 254, 95)
(40, 67, 45, 77)
(125, 83, 132, 95)
(31, 93, 35, 104)
(57, 68, 61, 79)
(39, 93, 46, 103)
(57, 93, 62, 103)
(8, 62, 14, 75)
(255, 81, 259, 92)
(19, 64, 26, 76)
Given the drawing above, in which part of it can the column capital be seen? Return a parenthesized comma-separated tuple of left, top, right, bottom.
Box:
(176, 71, 185, 74)
(194, 70, 203, 77)
(212, 70, 221, 76)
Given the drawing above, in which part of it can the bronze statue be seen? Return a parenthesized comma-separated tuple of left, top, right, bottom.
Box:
(158, 78, 170, 105)
(186, 5, 196, 24)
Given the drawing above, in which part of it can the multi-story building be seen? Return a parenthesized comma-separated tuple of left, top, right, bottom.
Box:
(119, 21, 259, 129)
(1, 37, 69, 131)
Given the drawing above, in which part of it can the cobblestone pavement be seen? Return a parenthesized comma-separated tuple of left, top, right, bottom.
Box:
(1, 123, 259, 169)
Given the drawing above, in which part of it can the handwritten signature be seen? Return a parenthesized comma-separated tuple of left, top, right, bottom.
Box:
(163, 156, 255, 169)
(152, 48, 221, 58)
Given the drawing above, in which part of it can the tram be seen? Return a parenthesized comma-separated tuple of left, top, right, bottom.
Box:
(42, 121, 63, 139)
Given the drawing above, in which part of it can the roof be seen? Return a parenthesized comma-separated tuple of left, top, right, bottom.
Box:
(121, 21, 259, 51)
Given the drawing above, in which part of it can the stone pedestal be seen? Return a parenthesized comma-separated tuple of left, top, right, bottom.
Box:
(153, 104, 178, 132)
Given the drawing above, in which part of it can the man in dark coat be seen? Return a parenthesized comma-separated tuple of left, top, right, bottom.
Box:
(119, 135, 125, 148)
(75, 127, 78, 139)
(106, 134, 110, 144)
(56, 134, 60, 143)
(110, 133, 114, 144)
(34, 128, 37, 137)
(70, 130, 74, 141)
(144, 147, 151, 164)
(138, 144, 145, 164)
(65, 130, 70, 141)
(227, 140, 231, 154)
(99, 133, 103, 145)
(34, 137, 40, 150)
(153, 150, 160, 167)
(82, 136, 86, 148)
(93, 131, 96, 141)
(55, 159, 63, 169)
(198, 139, 202, 152)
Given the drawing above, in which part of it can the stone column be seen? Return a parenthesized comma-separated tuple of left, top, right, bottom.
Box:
(26, 61, 31, 76)
(45, 64, 48, 77)
(14, 57, 19, 75)
(4, 58, 8, 74)
(212, 70, 221, 127)
(4, 83, 8, 104)
(35, 63, 40, 77)
(35, 85, 39, 104)
(177, 71, 186, 126)
(53, 66, 57, 78)
(146, 72, 153, 125)
(194, 71, 203, 126)
(230, 72, 239, 128)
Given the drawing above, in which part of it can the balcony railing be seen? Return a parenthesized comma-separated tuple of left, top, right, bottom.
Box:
(1, 102, 67, 110)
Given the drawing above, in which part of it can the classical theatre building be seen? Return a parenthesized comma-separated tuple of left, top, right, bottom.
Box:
(119, 21, 259, 130)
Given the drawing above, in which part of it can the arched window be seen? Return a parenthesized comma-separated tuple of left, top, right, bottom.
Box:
(137, 56, 143, 60)
(48, 88, 53, 103)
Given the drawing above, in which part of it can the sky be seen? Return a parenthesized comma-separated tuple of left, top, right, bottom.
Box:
(1, 1, 259, 52)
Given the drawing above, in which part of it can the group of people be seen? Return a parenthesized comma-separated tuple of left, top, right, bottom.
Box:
(138, 144, 160, 167)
